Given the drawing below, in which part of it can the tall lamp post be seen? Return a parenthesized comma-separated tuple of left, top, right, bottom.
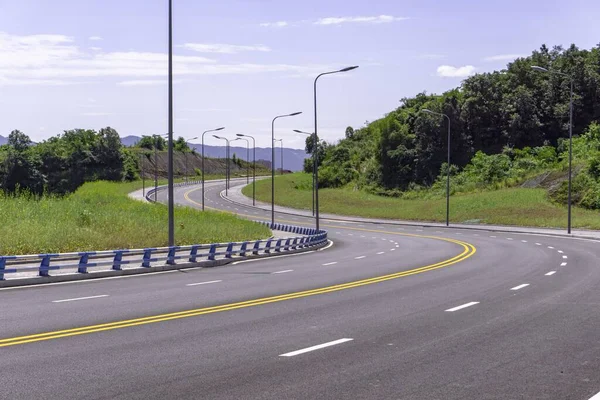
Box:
(314, 66, 358, 230)
(183, 136, 198, 183)
(532, 65, 574, 234)
(237, 134, 256, 206)
(421, 109, 451, 227)
(167, 0, 175, 246)
(294, 129, 315, 215)
(271, 112, 302, 224)
(201, 127, 225, 211)
(233, 137, 250, 184)
(274, 138, 284, 175)
(213, 135, 230, 196)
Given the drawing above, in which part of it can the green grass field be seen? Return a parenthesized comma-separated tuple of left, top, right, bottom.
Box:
(0, 180, 270, 255)
(242, 173, 600, 230)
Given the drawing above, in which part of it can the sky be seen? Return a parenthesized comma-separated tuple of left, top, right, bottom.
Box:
(0, 0, 599, 149)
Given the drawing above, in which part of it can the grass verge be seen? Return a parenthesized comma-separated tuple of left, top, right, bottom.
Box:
(242, 172, 600, 230)
(0, 180, 270, 255)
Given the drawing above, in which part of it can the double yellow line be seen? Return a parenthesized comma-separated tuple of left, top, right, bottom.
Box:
(0, 187, 476, 348)
(0, 237, 474, 348)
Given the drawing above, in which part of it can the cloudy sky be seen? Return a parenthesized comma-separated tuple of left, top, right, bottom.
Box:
(0, 0, 598, 148)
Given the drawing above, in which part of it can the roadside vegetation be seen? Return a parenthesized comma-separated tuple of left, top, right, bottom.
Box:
(0, 180, 270, 255)
(244, 172, 600, 229)
(251, 44, 599, 228)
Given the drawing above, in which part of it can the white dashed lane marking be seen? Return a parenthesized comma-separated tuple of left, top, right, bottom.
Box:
(545, 271, 556, 276)
(510, 284, 530, 291)
(445, 302, 479, 312)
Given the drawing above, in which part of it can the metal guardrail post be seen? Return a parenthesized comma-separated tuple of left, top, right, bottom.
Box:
(78, 253, 90, 274)
(0, 257, 5, 280)
(275, 239, 282, 252)
(225, 243, 234, 258)
(189, 245, 200, 262)
(142, 249, 153, 267)
(39, 255, 51, 277)
(208, 244, 217, 261)
(113, 251, 124, 271)
(252, 241, 261, 255)
(167, 247, 178, 265)
(265, 239, 272, 254)
(239, 242, 248, 257)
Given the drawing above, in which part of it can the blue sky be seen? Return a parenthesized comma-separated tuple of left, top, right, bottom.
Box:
(0, 0, 598, 148)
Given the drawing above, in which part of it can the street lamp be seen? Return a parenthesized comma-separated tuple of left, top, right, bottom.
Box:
(532, 65, 574, 234)
(314, 66, 358, 230)
(274, 138, 284, 175)
(237, 134, 256, 206)
(421, 109, 451, 227)
(201, 127, 225, 211)
(213, 135, 230, 196)
(233, 137, 250, 184)
(167, 0, 174, 246)
(183, 136, 198, 183)
(294, 129, 315, 216)
(271, 112, 302, 224)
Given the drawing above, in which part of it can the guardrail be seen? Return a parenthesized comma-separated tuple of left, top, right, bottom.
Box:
(0, 222, 328, 282)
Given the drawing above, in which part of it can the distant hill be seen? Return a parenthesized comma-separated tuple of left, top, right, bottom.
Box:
(0, 135, 7, 145)
(120, 135, 309, 172)
(120, 135, 140, 147)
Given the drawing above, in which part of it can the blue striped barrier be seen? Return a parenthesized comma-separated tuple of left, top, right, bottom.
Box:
(0, 223, 328, 281)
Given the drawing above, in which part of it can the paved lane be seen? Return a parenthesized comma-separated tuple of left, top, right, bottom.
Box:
(1, 179, 599, 399)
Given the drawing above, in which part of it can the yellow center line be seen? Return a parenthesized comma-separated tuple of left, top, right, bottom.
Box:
(0, 187, 477, 348)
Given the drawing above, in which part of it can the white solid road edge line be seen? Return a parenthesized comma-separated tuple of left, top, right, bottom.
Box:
(272, 270, 293, 274)
(186, 280, 223, 286)
(52, 294, 109, 303)
(445, 302, 480, 312)
(510, 284, 530, 291)
(279, 338, 354, 357)
(545, 271, 557, 276)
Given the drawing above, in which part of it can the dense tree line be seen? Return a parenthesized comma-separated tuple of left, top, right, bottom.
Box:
(309, 44, 600, 194)
(0, 127, 138, 195)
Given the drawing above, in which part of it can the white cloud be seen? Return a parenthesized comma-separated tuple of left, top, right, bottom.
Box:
(259, 21, 288, 28)
(89, 36, 103, 41)
(483, 54, 527, 62)
(90, 47, 102, 51)
(436, 65, 477, 78)
(314, 15, 408, 25)
(0, 32, 332, 85)
(180, 43, 271, 54)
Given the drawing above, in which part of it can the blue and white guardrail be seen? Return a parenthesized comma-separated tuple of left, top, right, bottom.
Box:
(0, 222, 328, 283)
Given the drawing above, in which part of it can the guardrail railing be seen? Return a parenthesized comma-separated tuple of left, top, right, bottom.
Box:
(0, 222, 327, 281)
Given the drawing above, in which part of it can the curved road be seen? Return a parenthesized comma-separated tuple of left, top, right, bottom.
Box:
(0, 179, 599, 399)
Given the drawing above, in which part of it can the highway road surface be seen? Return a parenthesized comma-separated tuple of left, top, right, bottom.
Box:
(1, 179, 599, 399)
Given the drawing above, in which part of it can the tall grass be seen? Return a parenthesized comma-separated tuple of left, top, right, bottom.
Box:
(243, 173, 600, 230)
(0, 181, 270, 255)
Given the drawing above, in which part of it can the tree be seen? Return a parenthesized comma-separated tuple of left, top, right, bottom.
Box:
(8, 130, 32, 152)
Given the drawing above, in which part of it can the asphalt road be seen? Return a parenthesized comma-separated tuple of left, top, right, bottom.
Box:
(1, 179, 599, 400)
